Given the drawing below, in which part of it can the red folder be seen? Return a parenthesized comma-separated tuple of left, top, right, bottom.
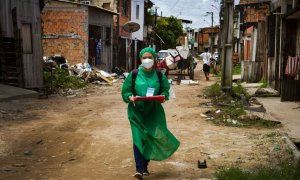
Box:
(133, 95, 165, 103)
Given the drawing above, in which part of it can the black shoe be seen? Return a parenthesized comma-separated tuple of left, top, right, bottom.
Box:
(133, 172, 143, 179)
(142, 170, 149, 176)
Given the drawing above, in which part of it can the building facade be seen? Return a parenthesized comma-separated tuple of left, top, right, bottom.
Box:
(42, 0, 117, 71)
(0, 0, 43, 88)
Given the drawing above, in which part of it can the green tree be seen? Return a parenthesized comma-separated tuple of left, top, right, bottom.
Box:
(156, 16, 183, 49)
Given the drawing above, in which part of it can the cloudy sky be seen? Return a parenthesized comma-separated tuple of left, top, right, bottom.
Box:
(150, 0, 240, 29)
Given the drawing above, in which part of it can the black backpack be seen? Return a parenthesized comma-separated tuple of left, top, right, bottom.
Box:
(131, 69, 163, 95)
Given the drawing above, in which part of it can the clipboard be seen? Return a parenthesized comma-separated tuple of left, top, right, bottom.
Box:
(133, 95, 165, 103)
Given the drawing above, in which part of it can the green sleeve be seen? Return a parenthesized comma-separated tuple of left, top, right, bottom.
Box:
(121, 72, 133, 103)
(160, 73, 170, 100)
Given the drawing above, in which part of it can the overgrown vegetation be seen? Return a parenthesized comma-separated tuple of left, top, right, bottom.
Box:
(203, 82, 281, 128)
(259, 78, 268, 88)
(232, 63, 241, 75)
(215, 159, 300, 180)
(204, 82, 248, 100)
(43, 68, 87, 93)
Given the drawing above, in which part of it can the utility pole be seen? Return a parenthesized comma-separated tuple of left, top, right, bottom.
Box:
(221, 0, 234, 91)
(206, 12, 214, 53)
(153, 6, 158, 50)
(211, 12, 214, 53)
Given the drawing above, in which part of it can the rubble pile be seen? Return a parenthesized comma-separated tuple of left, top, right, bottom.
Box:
(43, 56, 126, 86)
(68, 63, 125, 84)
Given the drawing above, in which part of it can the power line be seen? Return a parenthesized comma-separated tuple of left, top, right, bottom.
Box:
(166, 0, 181, 16)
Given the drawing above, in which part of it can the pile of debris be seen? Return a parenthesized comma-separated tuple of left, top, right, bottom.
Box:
(43, 55, 126, 85)
(68, 63, 123, 85)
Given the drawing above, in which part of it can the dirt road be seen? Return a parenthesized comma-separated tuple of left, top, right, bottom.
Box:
(0, 63, 292, 179)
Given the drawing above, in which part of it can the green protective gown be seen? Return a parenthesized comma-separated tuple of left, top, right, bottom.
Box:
(122, 66, 180, 161)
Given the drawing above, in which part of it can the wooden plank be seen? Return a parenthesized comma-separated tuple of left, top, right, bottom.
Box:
(97, 73, 112, 84)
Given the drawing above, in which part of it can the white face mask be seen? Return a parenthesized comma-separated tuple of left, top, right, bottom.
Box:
(142, 58, 154, 69)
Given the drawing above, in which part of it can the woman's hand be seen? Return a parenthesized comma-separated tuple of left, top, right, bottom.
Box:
(128, 96, 135, 102)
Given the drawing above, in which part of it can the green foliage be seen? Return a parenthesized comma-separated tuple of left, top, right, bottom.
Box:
(203, 82, 281, 128)
(43, 68, 86, 93)
(204, 82, 248, 99)
(231, 83, 249, 98)
(156, 16, 183, 49)
(259, 78, 268, 88)
(215, 159, 300, 180)
(233, 63, 241, 75)
(203, 82, 222, 97)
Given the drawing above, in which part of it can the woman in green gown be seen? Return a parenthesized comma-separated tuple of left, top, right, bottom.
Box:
(121, 47, 180, 179)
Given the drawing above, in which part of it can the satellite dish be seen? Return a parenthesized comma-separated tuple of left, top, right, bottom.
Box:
(123, 21, 140, 33)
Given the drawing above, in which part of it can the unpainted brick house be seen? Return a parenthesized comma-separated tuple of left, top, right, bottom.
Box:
(197, 26, 220, 54)
(42, 0, 118, 71)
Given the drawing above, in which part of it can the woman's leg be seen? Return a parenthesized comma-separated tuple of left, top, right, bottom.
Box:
(133, 145, 149, 173)
(133, 145, 144, 172)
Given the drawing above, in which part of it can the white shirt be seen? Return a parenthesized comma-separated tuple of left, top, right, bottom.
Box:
(200, 52, 212, 65)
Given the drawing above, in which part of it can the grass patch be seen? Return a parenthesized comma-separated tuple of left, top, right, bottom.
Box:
(259, 78, 268, 88)
(44, 68, 87, 93)
(215, 159, 300, 180)
(203, 82, 222, 97)
(203, 82, 280, 128)
(233, 63, 241, 75)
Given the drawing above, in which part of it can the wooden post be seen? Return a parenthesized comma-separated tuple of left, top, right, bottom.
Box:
(221, 0, 234, 91)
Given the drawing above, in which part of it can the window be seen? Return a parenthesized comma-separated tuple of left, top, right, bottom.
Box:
(21, 23, 32, 54)
(103, 3, 111, 9)
(122, 0, 127, 16)
(136, 4, 139, 19)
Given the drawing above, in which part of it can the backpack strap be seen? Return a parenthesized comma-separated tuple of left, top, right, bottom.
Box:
(131, 68, 163, 96)
(132, 69, 138, 96)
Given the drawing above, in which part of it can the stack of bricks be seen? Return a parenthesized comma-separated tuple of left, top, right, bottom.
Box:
(42, 9, 88, 65)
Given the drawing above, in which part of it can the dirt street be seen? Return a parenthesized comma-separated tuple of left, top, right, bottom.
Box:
(0, 63, 292, 179)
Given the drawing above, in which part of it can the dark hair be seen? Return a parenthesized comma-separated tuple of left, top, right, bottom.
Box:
(204, 48, 209, 52)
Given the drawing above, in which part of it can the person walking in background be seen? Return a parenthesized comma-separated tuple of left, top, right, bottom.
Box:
(95, 34, 102, 65)
(200, 48, 212, 80)
(121, 47, 180, 179)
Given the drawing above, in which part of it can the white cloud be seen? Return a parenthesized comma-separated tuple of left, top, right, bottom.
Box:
(151, 0, 239, 29)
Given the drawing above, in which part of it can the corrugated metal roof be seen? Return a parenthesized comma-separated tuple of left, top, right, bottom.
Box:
(55, 0, 119, 15)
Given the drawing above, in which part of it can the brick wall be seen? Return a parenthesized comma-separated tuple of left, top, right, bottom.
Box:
(42, 9, 88, 65)
(238, 1, 270, 23)
(244, 4, 270, 23)
(198, 27, 219, 53)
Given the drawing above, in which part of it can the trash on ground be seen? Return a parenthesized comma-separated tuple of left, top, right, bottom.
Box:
(198, 160, 207, 169)
(180, 80, 199, 85)
(200, 114, 208, 118)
